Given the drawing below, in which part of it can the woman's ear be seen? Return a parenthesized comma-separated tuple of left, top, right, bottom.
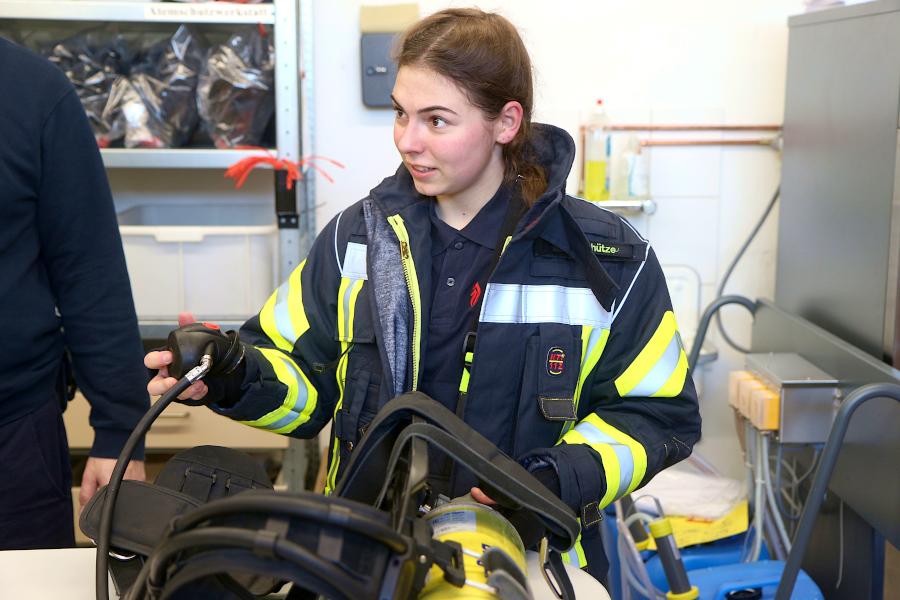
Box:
(495, 100, 523, 145)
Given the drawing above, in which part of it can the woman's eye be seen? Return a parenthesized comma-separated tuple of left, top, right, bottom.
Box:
(431, 116, 447, 128)
(393, 107, 405, 119)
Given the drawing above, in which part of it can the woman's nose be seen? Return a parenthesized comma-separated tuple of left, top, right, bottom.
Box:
(395, 122, 423, 155)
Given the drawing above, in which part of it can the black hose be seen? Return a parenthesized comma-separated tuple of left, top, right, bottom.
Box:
(714, 184, 780, 354)
(687, 295, 756, 372)
(96, 367, 207, 600)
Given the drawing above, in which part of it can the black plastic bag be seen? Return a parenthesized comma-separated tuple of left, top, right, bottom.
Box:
(197, 27, 275, 148)
(108, 25, 207, 148)
(40, 29, 132, 146)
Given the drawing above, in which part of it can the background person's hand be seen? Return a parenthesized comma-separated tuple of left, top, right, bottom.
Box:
(79, 457, 145, 507)
(144, 312, 209, 402)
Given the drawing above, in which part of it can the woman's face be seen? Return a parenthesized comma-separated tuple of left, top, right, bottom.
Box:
(391, 65, 507, 206)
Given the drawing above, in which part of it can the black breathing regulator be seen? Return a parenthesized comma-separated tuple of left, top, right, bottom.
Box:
(166, 322, 243, 379)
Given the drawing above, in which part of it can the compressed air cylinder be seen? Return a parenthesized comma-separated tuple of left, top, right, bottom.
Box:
(648, 518, 699, 600)
(419, 501, 526, 599)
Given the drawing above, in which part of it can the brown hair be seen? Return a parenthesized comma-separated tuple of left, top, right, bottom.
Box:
(395, 8, 548, 206)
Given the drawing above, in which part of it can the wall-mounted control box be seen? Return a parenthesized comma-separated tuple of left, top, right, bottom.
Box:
(361, 32, 398, 108)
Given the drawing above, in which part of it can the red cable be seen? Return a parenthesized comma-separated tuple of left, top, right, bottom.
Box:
(225, 147, 344, 190)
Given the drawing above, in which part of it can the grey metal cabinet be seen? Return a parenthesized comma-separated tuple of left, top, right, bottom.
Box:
(775, 4, 900, 598)
(776, 0, 900, 365)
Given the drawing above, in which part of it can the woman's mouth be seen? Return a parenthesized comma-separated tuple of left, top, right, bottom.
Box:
(408, 163, 436, 178)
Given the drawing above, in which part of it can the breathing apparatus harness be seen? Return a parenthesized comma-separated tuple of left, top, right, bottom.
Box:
(82, 323, 581, 600)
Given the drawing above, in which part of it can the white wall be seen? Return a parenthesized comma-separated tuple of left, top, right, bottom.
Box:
(309, 0, 805, 479)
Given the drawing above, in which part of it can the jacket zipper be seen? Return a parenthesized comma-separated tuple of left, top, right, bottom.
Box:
(386, 215, 421, 391)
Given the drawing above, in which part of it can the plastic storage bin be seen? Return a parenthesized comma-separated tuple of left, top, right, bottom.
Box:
(117, 203, 277, 322)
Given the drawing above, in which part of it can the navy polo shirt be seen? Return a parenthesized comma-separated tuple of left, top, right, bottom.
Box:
(420, 184, 511, 413)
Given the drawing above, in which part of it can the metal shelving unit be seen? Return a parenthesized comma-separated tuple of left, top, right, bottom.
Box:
(0, 0, 316, 490)
(0, 0, 299, 174)
(100, 148, 277, 169)
(0, 0, 307, 277)
(0, 1, 274, 24)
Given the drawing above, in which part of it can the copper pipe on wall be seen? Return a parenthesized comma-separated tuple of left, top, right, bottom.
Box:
(608, 124, 782, 132)
(576, 125, 782, 188)
(640, 138, 780, 148)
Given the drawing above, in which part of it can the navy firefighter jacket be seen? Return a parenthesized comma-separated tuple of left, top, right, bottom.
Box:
(211, 123, 702, 574)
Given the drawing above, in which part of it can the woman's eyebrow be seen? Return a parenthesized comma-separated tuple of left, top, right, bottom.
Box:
(390, 95, 458, 116)
(417, 105, 458, 115)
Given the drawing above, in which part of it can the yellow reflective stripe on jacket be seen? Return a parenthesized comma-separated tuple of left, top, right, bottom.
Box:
(614, 310, 688, 398)
(337, 278, 365, 343)
(259, 259, 310, 353)
(560, 325, 611, 439)
(458, 351, 474, 395)
(325, 276, 365, 495)
(561, 531, 587, 568)
(240, 348, 317, 434)
(386, 214, 422, 391)
(561, 413, 648, 508)
(324, 349, 350, 495)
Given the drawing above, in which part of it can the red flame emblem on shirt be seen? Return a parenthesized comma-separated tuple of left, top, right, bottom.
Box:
(547, 347, 565, 376)
(469, 282, 482, 308)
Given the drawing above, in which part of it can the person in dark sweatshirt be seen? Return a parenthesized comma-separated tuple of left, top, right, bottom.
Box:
(0, 37, 149, 549)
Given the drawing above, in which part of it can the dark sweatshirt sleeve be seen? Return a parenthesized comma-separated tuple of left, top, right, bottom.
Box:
(36, 88, 149, 459)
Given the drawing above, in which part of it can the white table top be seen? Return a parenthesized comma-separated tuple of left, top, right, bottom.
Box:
(0, 548, 115, 600)
(0, 547, 609, 599)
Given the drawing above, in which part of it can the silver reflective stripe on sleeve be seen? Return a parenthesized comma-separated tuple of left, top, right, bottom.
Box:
(260, 260, 310, 353)
(576, 421, 634, 499)
(242, 348, 317, 434)
(479, 283, 612, 327)
(272, 282, 295, 342)
(625, 332, 683, 397)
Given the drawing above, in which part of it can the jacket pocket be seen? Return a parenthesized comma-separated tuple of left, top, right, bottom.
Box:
(513, 323, 581, 458)
(333, 357, 382, 453)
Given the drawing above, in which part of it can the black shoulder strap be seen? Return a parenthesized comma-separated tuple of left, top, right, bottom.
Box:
(457, 187, 527, 414)
(468, 185, 527, 340)
(335, 392, 580, 553)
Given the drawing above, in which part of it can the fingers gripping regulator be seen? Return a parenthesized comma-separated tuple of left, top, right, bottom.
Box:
(166, 322, 243, 380)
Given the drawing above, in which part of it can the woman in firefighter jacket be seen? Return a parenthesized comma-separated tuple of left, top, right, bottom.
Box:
(146, 8, 701, 580)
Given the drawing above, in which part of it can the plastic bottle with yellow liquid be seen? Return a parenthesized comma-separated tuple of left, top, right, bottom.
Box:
(583, 99, 611, 201)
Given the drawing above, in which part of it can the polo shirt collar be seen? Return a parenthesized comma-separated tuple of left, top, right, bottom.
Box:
(429, 184, 512, 255)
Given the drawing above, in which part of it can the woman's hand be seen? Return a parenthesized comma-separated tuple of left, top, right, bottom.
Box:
(470, 487, 497, 506)
(143, 312, 209, 402)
